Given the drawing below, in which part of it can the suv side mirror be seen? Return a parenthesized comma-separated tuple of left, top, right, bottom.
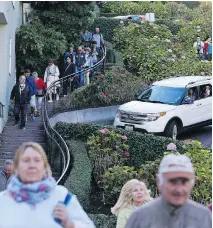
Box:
(182, 96, 194, 105)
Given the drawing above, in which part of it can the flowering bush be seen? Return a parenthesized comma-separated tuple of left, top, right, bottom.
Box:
(87, 128, 130, 185)
(102, 166, 139, 204)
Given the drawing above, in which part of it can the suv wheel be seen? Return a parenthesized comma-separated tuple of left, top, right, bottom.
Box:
(165, 120, 179, 140)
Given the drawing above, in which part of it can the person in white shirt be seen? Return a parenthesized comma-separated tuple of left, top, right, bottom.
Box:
(83, 47, 93, 85)
(193, 36, 204, 60)
(0, 142, 95, 228)
(44, 59, 60, 102)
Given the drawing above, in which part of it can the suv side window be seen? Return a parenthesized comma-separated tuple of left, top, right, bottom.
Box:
(184, 86, 198, 102)
(198, 84, 212, 99)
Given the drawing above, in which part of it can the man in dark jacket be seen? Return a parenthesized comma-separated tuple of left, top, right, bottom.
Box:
(63, 56, 76, 95)
(10, 75, 31, 129)
(0, 160, 13, 192)
(24, 69, 37, 121)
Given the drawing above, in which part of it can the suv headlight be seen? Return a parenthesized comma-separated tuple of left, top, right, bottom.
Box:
(147, 112, 166, 121)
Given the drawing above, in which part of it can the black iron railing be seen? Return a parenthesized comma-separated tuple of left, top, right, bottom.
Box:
(42, 46, 106, 184)
(0, 102, 4, 118)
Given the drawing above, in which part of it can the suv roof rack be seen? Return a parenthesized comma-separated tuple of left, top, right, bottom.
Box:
(186, 77, 212, 87)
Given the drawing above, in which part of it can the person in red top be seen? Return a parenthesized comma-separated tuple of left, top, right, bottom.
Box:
(32, 72, 47, 116)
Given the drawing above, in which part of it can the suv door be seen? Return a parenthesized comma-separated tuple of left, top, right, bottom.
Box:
(179, 86, 203, 126)
(197, 83, 212, 122)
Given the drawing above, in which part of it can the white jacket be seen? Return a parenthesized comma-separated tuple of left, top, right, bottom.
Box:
(0, 185, 95, 228)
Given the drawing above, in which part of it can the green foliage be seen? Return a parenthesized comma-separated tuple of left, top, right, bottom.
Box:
(138, 141, 212, 204)
(184, 141, 212, 204)
(90, 17, 121, 42)
(54, 122, 184, 169)
(87, 128, 130, 185)
(88, 214, 116, 228)
(16, 20, 66, 75)
(64, 140, 92, 210)
(60, 67, 147, 110)
(30, 2, 97, 45)
(102, 166, 139, 204)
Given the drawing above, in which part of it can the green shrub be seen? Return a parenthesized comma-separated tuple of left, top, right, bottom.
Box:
(54, 122, 184, 169)
(90, 17, 121, 42)
(102, 166, 139, 204)
(87, 128, 130, 185)
(184, 141, 212, 204)
(138, 141, 212, 204)
(64, 140, 92, 211)
(60, 67, 147, 110)
(89, 214, 116, 228)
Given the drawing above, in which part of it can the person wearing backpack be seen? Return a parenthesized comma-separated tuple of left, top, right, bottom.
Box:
(24, 69, 37, 121)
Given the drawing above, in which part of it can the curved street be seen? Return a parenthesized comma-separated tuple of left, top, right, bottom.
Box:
(178, 126, 212, 147)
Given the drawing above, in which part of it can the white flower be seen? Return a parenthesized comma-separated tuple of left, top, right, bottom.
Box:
(167, 49, 173, 53)
(181, 56, 186, 59)
(165, 39, 171, 43)
(153, 26, 158, 29)
(189, 22, 193, 24)
(196, 25, 201, 29)
(153, 35, 158, 38)
(197, 29, 201, 32)
(172, 54, 176, 58)
(171, 58, 175, 62)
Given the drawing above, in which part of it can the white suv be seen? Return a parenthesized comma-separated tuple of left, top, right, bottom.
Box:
(113, 76, 212, 139)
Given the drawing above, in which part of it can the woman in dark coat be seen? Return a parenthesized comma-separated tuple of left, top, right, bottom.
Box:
(63, 56, 76, 95)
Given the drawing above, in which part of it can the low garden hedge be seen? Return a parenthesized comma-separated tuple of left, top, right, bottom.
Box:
(64, 139, 92, 211)
(89, 214, 116, 228)
(54, 122, 184, 169)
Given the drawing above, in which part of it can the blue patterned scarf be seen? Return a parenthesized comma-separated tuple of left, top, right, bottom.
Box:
(7, 175, 56, 206)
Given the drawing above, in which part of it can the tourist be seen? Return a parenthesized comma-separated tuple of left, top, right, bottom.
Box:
(193, 36, 204, 60)
(63, 56, 76, 95)
(64, 45, 76, 64)
(0, 160, 13, 192)
(75, 46, 86, 87)
(83, 47, 93, 85)
(91, 28, 104, 49)
(126, 154, 212, 228)
(204, 36, 212, 61)
(10, 75, 31, 129)
(0, 142, 95, 227)
(44, 59, 60, 102)
(32, 72, 47, 116)
(111, 179, 152, 228)
(24, 69, 37, 121)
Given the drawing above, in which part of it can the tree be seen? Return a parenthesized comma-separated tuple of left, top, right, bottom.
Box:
(16, 20, 67, 76)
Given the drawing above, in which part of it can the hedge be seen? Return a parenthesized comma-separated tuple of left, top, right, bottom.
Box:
(54, 122, 184, 169)
(90, 17, 121, 42)
(89, 214, 116, 228)
(64, 139, 92, 211)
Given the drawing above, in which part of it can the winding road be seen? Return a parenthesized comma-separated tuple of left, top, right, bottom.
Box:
(178, 126, 212, 148)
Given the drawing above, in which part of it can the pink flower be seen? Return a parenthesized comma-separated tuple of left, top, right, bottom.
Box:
(121, 135, 127, 140)
(167, 143, 177, 151)
(99, 128, 110, 134)
(99, 74, 104, 79)
(124, 152, 130, 157)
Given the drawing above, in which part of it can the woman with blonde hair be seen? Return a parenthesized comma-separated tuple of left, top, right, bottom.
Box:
(111, 179, 152, 228)
(0, 142, 94, 228)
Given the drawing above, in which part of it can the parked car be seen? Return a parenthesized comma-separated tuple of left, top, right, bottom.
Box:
(113, 76, 212, 139)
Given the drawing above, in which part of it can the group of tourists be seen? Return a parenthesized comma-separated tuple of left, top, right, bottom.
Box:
(0, 142, 211, 227)
(10, 27, 104, 130)
(193, 35, 212, 61)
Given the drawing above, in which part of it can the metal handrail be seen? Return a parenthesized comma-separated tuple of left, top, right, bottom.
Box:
(42, 45, 106, 184)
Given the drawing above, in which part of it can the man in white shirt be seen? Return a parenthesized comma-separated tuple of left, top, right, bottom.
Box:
(193, 36, 204, 60)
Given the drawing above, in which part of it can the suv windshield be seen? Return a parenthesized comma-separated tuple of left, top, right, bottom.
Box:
(137, 85, 186, 105)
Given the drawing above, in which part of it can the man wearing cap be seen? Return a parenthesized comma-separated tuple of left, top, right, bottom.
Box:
(0, 160, 13, 192)
(126, 154, 212, 228)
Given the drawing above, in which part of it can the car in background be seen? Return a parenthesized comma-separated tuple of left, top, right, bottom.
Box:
(113, 76, 212, 139)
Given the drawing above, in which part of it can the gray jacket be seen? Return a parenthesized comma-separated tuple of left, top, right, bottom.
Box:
(0, 171, 11, 192)
(126, 197, 212, 228)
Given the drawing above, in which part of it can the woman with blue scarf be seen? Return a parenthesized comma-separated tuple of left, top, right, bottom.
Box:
(0, 142, 95, 228)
